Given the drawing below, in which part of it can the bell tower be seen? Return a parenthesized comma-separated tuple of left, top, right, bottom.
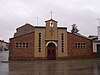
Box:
(45, 19, 58, 40)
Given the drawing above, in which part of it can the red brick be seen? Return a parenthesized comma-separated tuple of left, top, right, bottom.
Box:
(67, 32, 93, 57)
(9, 32, 34, 60)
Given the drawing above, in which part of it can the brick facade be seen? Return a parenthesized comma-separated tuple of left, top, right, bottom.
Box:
(67, 32, 93, 58)
(9, 32, 34, 60)
(9, 20, 95, 60)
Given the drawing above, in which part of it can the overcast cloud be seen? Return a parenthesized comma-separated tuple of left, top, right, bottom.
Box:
(0, 0, 100, 42)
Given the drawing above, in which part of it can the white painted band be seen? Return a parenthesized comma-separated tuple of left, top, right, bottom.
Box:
(46, 41, 57, 47)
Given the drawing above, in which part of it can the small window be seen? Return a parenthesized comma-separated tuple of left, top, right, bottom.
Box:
(80, 45, 82, 48)
(78, 43, 80, 45)
(16, 43, 18, 47)
(38, 48, 41, 52)
(83, 46, 86, 48)
(39, 44, 41, 47)
(23, 43, 25, 47)
(26, 43, 28, 48)
(62, 47, 64, 52)
(19, 43, 22, 47)
(78, 45, 80, 48)
(39, 40, 41, 42)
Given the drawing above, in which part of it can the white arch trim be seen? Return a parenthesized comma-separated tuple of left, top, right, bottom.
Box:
(46, 41, 57, 47)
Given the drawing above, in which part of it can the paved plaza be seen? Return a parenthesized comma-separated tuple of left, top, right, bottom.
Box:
(0, 51, 100, 75)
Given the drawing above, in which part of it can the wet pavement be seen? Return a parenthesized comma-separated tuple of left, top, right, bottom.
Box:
(0, 51, 100, 75)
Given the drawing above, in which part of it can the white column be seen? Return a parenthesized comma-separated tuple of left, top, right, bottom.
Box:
(97, 26, 100, 40)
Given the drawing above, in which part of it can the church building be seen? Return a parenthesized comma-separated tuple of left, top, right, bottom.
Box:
(9, 18, 93, 60)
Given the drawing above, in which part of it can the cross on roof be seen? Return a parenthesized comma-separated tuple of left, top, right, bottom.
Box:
(50, 11, 54, 19)
(36, 17, 38, 25)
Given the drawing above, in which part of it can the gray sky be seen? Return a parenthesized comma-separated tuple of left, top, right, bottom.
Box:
(0, 0, 100, 42)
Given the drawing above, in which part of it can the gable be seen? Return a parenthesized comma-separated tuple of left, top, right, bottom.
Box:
(67, 32, 92, 41)
(14, 23, 34, 37)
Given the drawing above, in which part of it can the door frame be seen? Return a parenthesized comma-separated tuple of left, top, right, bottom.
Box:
(46, 41, 57, 60)
(97, 44, 100, 57)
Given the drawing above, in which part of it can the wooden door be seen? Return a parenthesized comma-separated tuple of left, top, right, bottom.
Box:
(47, 43, 56, 60)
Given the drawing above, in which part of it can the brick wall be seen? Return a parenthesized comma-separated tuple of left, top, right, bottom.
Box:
(9, 32, 34, 60)
(67, 32, 93, 58)
(14, 24, 34, 37)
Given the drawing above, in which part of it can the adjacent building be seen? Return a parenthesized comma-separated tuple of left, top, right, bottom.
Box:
(0, 40, 2, 51)
(89, 26, 100, 57)
(0, 40, 9, 51)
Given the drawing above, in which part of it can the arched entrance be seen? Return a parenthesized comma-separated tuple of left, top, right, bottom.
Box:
(47, 43, 56, 60)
